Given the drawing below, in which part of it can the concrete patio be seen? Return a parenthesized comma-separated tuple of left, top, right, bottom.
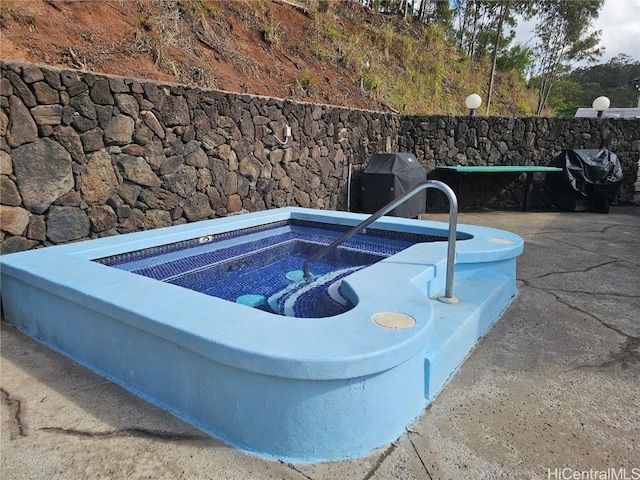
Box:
(2, 206, 639, 479)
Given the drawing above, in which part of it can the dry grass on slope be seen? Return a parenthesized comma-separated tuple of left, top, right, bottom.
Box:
(0, 0, 537, 116)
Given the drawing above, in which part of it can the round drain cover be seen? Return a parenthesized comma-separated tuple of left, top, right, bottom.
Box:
(373, 312, 416, 329)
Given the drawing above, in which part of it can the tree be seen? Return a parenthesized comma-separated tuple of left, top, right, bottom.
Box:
(453, 0, 500, 60)
(450, 0, 534, 112)
(485, 0, 510, 113)
(532, 0, 604, 115)
(497, 43, 535, 81)
(357, 0, 453, 25)
(546, 53, 640, 116)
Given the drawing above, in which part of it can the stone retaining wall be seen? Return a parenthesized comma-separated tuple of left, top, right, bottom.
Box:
(1, 60, 398, 253)
(400, 115, 640, 209)
(1, 60, 639, 253)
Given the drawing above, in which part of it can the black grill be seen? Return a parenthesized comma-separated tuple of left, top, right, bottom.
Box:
(360, 153, 427, 218)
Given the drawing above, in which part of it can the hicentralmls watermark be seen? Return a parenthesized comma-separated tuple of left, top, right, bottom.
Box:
(547, 468, 640, 480)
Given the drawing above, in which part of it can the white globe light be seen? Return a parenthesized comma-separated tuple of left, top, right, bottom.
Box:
(592, 96, 610, 111)
(465, 94, 482, 110)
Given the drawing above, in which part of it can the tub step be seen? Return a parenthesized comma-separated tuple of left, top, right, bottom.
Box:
(424, 276, 516, 400)
(267, 266, 362, 318)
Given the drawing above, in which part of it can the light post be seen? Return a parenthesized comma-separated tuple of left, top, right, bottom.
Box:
(465, 94, 482, 117)
(592, 96, 610, 118)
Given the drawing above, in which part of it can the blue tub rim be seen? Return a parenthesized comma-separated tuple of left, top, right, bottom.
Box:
(0, 207, 523, 381)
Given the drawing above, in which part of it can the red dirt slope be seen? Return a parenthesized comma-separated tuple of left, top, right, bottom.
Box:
(0, 0, 381, 110)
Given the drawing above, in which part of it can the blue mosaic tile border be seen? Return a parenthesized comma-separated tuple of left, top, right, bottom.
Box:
(94, 218, 446, 268)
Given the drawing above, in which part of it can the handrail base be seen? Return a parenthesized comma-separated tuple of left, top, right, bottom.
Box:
(303, 180, 459, 299)
(438, 295, 459, 304)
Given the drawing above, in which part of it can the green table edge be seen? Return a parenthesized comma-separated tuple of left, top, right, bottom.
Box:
(435, 166, 563, 173)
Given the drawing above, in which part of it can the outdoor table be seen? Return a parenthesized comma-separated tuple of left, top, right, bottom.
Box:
(435, 165, 563, 211)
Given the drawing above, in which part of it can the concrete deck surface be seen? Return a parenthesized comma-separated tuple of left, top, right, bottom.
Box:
(2, 206, 639, 479)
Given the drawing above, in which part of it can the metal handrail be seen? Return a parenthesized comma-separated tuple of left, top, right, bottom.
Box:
(302, 180, 459, 302)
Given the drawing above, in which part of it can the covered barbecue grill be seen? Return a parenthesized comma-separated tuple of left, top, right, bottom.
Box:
(545, 149, 623, 213)
(360, 153, 427, 218)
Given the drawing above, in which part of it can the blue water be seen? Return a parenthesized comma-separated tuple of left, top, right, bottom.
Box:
(96, 219, 443, 318)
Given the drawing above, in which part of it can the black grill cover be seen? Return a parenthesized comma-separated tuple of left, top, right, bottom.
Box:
(361, 153, 427, 218)
(545, 149, 623, 213)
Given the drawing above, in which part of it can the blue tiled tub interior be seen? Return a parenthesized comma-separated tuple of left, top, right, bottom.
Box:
(0, 207, 523, 462)
(95, 219, 459, 318)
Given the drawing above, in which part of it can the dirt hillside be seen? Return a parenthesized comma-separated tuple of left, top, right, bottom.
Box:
(0, 0, 534, 115)
(1, 0, 386, 108)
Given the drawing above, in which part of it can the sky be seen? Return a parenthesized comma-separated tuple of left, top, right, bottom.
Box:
(513, 0, 640, 66)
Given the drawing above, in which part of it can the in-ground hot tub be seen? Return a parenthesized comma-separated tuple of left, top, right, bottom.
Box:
(94, 217, 458, 318)
(0, 207, 523, 462)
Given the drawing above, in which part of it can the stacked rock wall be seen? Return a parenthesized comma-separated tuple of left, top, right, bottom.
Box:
(401, 115, 640, 209)
(1, 60, 639, 253)
(1, 61, 398, 253)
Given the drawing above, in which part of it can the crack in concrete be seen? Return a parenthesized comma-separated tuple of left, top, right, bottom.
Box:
(408, 434, 433, 480)
(463, 213, 636, 237)
(278, 461, 315, 480)
(600, 224, 640, 234)
(0, 387, 26, 439)
(535, 260, 624, 279)
(519, 281, 640, 371)
(549, 290, 640, 343)
(522, 227, 611, 236)
(536, 287, 639, 299)
(362, 442, 397, 480)
(517, 280, 640, 299)
(537, 224, 636, 235)
(536, 233, 640, 267)
(551, 290, 640, 372)
(567, 336, 640, 372)
(40, 426, 209, 441)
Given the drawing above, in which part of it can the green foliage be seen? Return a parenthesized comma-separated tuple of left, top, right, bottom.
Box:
(517, 101, 532, 115)
(451, 0, 527, 62)
(139, 0, 539, 116)
(432, 0, 453, 29)
(496, 43, 534, 81)
(362, 71, 381, 94)
(311, 40, 329, 60)
(262, 15, 281, 46)
(305, 2, 537, 115)
(320, 16, 343, 42)
(532, 0, 605, 114)
(137, 14, 157, 31)
(545, 54, 640, 116)
(381, 23, 394, 57)
(340, 0, 620, 115)
(176, 0, 218, 17)
(296, 70, 320, 91)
